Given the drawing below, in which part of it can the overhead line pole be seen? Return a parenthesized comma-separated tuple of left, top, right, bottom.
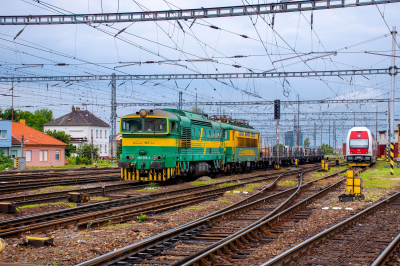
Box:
(390, 26, 397, 175)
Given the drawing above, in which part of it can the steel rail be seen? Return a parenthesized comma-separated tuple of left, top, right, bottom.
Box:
(0, 166, 118, 175)
(0, 174, 119, 185)
(0, 182, 141, 203)
(77, 167, 317, 230)
(178, 168, 348, 266)
(75, 167, 346, 266)
(0, 68, 392, 83)
(258, 170, 400, 266)
(370, 231, 400, 266)
(0, 175, 121, 195)
(1, 0, 399, 25)
(0, 167, 308, 236)
(0, 169, 119, 182)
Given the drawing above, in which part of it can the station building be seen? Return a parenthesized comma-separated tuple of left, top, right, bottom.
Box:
(44, 106, 110, 159)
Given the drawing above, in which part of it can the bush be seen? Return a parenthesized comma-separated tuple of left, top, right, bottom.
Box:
(0, 151, 14, 170)
(137, 213, 147, 223)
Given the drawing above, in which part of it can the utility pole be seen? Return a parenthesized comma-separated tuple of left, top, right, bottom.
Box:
(11, 81, 14, 121)
(20, 133, 24, 155)
(195, 88, 198, 113)
(386, 92, 390, 163)
(313, 122, 316, 148)
(110, 73, 117, 161)
(375, 104, 378, 138)
(390, 26, 396, 175)
(328, 115, 331, 155)
(91, 129, 94, 165)
(297, 94, 300, 147)
(178, 91, 183, 110)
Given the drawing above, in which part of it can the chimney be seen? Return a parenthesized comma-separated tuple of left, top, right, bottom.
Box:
(72, 105, 75, 115)
(76, 107, 80, 111)
(19, 119, 25, 125)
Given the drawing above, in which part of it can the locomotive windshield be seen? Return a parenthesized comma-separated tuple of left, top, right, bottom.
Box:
(350, 139, 369, 149)
(121, 118, 142, 133)
(144, 118, 167, 133)
(121, 118, 167, 133)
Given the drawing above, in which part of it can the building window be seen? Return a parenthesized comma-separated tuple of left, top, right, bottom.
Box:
(105, 144, 107, 153)
(100, 144, 102, 153)
(105, 130, 107, 139)
(26, 150, 32, 161)
(0, 130, 6, 139)
(55, 150, 60, 161)
(40, 150, 48, 161)
(96, 130, 99, 138)
(100, 130, 102, 138)
(11, 150, 17, 158)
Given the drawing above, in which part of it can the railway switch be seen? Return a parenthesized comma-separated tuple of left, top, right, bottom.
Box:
(339, 170, 364, 201)
(0, 202, 16, 214)
(24, 236, 55, 247)
(67, 192, 90, 203)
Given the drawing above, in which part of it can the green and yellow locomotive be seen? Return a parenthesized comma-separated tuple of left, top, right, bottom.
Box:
(118, 108, 260, 181)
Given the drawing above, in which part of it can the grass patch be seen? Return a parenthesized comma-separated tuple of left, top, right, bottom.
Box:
(19, 202, 77, 209)
(137, 188, 160, 192)
(358, 162, 400, 189)
(91, 196, 109, 201)
(183, 206, 205, 210)
(217, 182, 240, 188)
(311, 166, 348, 180)
(190, 180, 216, 186)
(32, 186, 76, 194)
(277, 180, 298, 186)
(104, 223, 134, 229)
(214, 200, 231, 204)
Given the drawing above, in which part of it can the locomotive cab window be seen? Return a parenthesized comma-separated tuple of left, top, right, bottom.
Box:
(144, 118, 167, 133)
(170, 122, 176, 133)
(122, 118, 143, 133)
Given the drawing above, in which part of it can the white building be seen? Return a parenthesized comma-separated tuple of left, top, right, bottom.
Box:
(44, 106, 110, 159)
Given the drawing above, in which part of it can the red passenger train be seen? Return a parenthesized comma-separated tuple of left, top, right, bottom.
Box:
(346, 127, 378, 167)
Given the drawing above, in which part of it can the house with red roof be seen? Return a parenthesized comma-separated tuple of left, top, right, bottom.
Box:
(13, 120, 67, 167)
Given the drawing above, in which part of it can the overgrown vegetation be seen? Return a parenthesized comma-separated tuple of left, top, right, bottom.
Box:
(217, 182, 240, 188)
(183, 206, 205, 210)
(360, 161, 400, 188)
(0, 151, 14, 170)
(19, 202, 77, 209)
(277, 180, 298, 186)
(137, 213, 147, 223)
(45, 130, 75, 156)
(148, 182, 157, 188)
(191, 179, 216, 186)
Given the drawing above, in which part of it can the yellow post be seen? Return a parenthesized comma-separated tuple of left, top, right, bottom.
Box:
(295, 159, 298, 166)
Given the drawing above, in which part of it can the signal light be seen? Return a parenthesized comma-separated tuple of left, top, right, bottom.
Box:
(274, 99, 280, 120)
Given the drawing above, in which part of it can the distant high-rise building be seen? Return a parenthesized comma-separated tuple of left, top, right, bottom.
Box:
(285, 131, 303, 147)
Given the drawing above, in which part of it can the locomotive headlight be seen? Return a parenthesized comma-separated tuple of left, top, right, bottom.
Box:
(350, 151, 353, 154)
(365, 151, 368, 154)
(139, 109, 148, 118)
(126, 156, 130, 160)
(158, 156, 162, 160)
(153, 156, 157, 160)
(130, 156, 135, 160)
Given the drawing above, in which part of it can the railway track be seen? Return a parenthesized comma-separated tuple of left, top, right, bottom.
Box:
(0, 182, 146, 207)
(0, 175, 121, 195)
(258, 171, 400, 266)
(0, 169, 119, 182)
(371, 231, 400, 266)
(0, 166, 118, 175)
(74, 167, 349, 266)
(0, 167, 317, 239)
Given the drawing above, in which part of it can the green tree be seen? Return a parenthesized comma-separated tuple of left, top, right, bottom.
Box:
(0, 108, 53, 131)
(45, 130, 76, 157)
(117, 141, 122, 160)
(77, 144, 99, 160)
(321, 143, 333, 155)
(303, 137, 310, 147)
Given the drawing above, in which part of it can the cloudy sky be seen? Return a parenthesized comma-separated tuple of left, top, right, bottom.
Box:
(1, 0, 399, 146)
